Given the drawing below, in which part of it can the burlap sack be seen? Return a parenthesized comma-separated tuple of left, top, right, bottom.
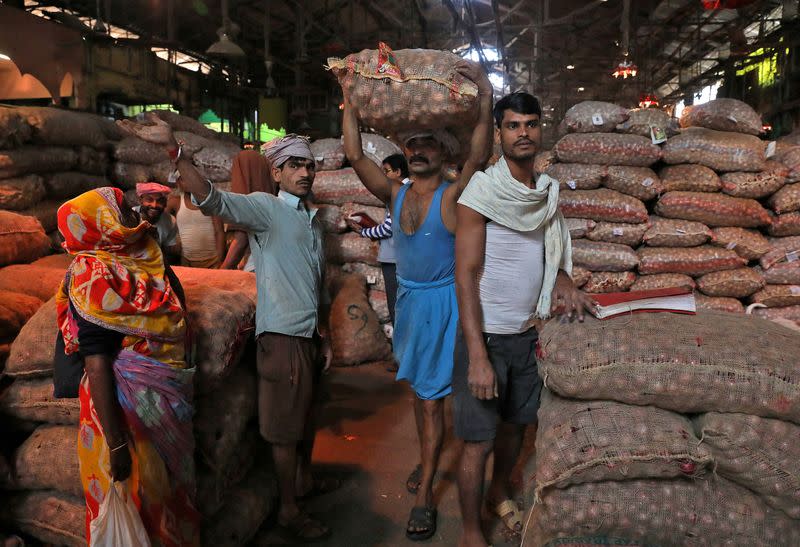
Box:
(554, 133, 661, 167)
(0, 490, 85, 547)
(77, 146, 109, 175)
(535, 390, 711, 496)
(570, 267, 592, 288)
(0, 174, 45, 211)
(761, 262, 800, 284)
(201, 467, 276, 546)
(565, 218, 596, 239)
(696, 267, 765, 298)
(184, 285, 255, 393)
(776, 145, 800, 183)
(0, 378, 79, 424)
(558, 189, 648, 224)
(113, 136, 168, 165)
(194, 365, 257, 471)
(768, 212, 800, 237)
(546, 163, 606, 191)
(659, 164, 721, 193)
(679, 98, 762, 135)
(767, 183, 800, 215)
(582, 271, 636, 293)
(0, 289, 43, 338)
(325, 233, 380, 265)
(526, 478, 800, 547)
(630, 273, 696, 292)
(17, 106, 108, 149)
(603, 166, 661, 201)
(12, 424, 81, 496)
(329, 274, 392, 365)
(111, 162, 151, 189)
(0, 264, 65, 300)
(43, 172, 108, 200)
(0, 211, 51, 266)
(172, 266, 256, 304)
(759, 236, 800, 269)
(368, 288, 390, 323)
(534, 150, 556, 174)
(655, 191, 772, 228)
(149, 109, 221, 140)
(19, 199, 62, 233)
(643, 217, 712, 247)
(751, 304, 800, 322)
(572, 240, 638, 272)
(663, 128, 766, 172)
(339, 202, 387, 228)
(694, 293, 745, 313)
(361, 133, 402, 165)
(312, 168, 384, 207)
(311, 138, 346, 171)
(0, 146, 78, 179)
(721, 160, 788, 199)
(328, 47, 479, 136)
(585, 222, 647, 247)
(637, 246, 747, 275)
(537, 311, 800, 421)
(315, 204, 346, 233)
(342, 262, 386, 292)
(5, 297, 57, 378)
(711, 227, 771, 260)
(196, 429, 257, 516)
(0, 107, 33, 148)
(616, 107, 678, 138)
(749, 284, 800, 308)
(193, 141, 239, 182)
(696, 412, 800, 519)
(562, 101, 629, 133)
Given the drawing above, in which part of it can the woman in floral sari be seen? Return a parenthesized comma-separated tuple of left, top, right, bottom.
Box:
(56, 187, 199, 546)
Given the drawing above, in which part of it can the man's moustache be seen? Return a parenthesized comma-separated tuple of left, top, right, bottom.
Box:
(410, 155, 428, 163)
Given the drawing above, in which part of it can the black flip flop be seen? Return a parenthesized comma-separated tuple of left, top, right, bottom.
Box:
(406, 506, 437, 541)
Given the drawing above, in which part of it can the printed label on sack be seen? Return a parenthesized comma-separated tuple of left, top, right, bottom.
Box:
(791, 286, 800, 296)
(167, 169, 179, 185)
(366, 142, 377, 154)
(786, 250, 799, 263)
(726, 242, 738, 250)
(367, 275, 377, 284)
(612, 227, 625, 236)
(650, 125, 667, 145)
(766, 141, 777, 158)
(592, 114, 604, 126)
(727, 115, 738, 123)
(675, 229, 687, 234)
(642, 177, 654, 187)
(567, 180, 577, 190)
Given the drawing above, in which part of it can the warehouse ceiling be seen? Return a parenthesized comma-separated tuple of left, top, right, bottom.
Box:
(15, 0, 793, 118)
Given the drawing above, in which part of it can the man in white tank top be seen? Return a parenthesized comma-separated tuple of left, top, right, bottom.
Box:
(453, 92, 596, 547)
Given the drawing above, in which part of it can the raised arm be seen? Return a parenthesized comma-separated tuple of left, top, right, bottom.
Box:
(455, 204, 496, 400)
(341, 100, 398, 206)
(450, 61, 495, 200)
(117, 113, 272, 232)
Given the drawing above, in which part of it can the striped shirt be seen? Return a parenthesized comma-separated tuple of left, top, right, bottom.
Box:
(361, 214, 393, 240)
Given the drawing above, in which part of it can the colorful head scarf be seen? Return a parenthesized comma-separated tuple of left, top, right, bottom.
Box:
(135, 182, 172, 198)
(56, 187, 186, 361)
(260, 134, 314, 167)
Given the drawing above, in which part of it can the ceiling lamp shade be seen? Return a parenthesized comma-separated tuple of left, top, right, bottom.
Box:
(207, 27, 245, 57)
(612, 59, 638, 79)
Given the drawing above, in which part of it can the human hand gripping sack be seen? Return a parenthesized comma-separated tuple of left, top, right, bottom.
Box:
(550, 272, 598, 323)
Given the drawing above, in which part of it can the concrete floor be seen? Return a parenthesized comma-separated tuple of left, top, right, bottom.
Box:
(252, 364, 538, 546)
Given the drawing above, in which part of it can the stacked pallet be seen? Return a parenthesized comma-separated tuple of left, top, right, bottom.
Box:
(0, 260, 275, 546)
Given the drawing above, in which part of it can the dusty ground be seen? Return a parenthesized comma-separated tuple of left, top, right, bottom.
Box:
(252, 364, 538, 546)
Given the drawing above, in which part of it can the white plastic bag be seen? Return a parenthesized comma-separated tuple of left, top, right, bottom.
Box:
(89, 481, 151, 547)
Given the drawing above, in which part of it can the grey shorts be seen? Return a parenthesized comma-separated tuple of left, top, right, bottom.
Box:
(453, 326, 542, 442)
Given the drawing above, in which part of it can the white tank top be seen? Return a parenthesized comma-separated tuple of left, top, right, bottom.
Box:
(478, 222, 545, 334)
(176, 200, 218, 262)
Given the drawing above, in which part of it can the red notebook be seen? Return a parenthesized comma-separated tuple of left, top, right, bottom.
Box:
(588, 287, 697, 320)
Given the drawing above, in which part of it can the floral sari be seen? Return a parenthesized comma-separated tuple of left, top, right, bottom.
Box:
(56, 187, 199, 546)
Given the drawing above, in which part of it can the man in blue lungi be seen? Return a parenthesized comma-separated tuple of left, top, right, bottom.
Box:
(342, 59, 494, 541)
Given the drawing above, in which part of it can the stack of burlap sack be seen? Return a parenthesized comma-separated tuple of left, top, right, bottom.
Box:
(547, 99, 800, 325)
(310, 134, 399, 366)
(0, 256, 277, 546)
(0, 106, 121, 251)
(112, 109, 240, 190)
(525, 310, 800, 545)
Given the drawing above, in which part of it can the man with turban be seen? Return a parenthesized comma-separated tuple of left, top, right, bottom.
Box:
(118, 115, 334, 542)
(133, 182, 181, 259)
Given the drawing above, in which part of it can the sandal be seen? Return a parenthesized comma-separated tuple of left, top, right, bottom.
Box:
(406, 506, 437, 541)
(278, 511, 331, 543)
(491, 499, 523, 533)
(298, 476, 342, 500)
(406, 464, 422, 494)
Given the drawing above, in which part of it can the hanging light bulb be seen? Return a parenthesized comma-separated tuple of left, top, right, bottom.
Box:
(612, 59, 638, 79)
(638, 94, 659, 108)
